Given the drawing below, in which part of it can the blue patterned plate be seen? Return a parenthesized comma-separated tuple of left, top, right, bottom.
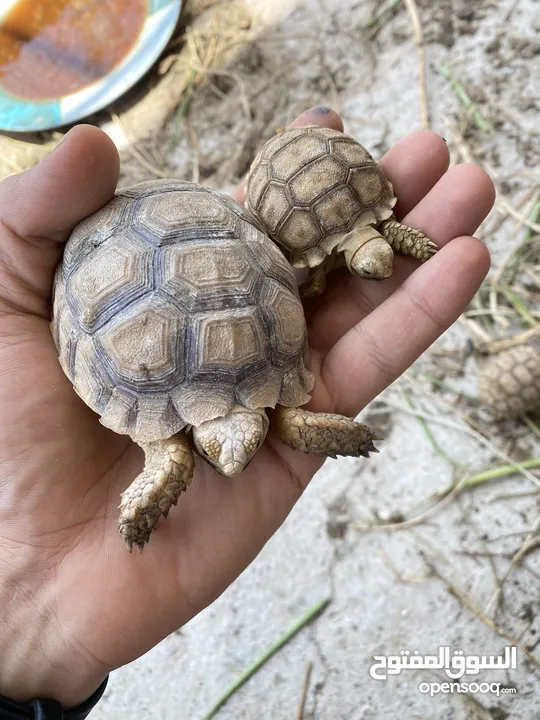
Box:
(0, 0, 183, 133)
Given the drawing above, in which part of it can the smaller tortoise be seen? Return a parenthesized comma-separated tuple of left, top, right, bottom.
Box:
(246, 125, 437, 296)
(51, 179, 378, 551)
(477, 345, 540, 419)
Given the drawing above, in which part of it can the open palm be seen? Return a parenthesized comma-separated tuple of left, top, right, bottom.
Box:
(0, 108, 494, 707)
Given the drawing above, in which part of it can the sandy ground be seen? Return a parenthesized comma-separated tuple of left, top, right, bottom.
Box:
(11, 0, 539, 717)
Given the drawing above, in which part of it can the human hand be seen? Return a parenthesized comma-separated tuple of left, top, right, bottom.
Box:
(0, 107, 494, 707)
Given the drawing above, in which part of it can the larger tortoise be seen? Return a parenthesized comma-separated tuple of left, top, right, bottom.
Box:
(246, 125, 438, 295)
(51, 179, 378, 550)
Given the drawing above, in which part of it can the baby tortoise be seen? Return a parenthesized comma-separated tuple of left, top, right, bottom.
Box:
(477, 345, 540, 419)
(51, 179, 378, 550)
(246, 125, 437, 296)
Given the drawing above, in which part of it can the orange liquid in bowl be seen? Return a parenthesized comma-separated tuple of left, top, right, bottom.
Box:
(0, 0, 147, 101)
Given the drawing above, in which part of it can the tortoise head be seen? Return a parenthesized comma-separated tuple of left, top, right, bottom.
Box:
(339, 228, 394, 280)
(192, 406, 269, 476)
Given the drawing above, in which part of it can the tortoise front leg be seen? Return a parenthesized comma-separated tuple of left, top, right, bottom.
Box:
(299, 263, 328, 298)
(118, 431, 195, 551)
(274, 406, 379, 459)
(299, 253, 347, 298)
(379, 217, 438, 261)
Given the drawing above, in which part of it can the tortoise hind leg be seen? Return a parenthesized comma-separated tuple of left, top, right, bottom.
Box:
(299, 252, 351, 298)
(274, 406, 379, 458)
(379, 218, 438, 261)
(118, 431, 195, 551)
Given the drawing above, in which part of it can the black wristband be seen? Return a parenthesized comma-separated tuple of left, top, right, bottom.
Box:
(0, 677, 108, 720)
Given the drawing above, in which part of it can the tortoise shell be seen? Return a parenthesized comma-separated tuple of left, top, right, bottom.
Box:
(477, 345, 540, 419)
(52, 180, 314, 443)
(246, 125, 397, 268)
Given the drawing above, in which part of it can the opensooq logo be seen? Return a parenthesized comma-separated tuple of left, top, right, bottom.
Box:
(369, 645, 517, 681)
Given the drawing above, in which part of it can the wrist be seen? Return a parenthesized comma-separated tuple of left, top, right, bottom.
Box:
(0, 622, 108, 708)
(0, 561, 108, 708)
(0, 677, 110, 720)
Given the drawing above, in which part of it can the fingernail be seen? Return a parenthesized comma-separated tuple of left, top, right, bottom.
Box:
(311, 106, 333, 116)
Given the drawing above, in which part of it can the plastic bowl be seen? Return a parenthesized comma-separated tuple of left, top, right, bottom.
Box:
(0, 0, 184, 133)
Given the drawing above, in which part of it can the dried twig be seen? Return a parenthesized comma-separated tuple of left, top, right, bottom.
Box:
(381, 394, 540, 491)
(402, 0, 429, 129)
(458, 315, 493, 345)
(296, 663, 313, 720)
(478, 324, 540, 354)
(424, 558, 540, 671)
(379, 550, 426, 583)
(188, 62, 254, 183)
(357, 454, 540, 533)
(494, 196, 540, 235)
(490, 489, 540, 503)
(111, 112, 170, 178)
(355, 472, 471, 532)
(0, 155, 24, 175)
(484, 515, 540, 617)
(482, 185, 537, 244)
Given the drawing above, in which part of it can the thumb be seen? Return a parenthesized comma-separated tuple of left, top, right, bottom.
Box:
(0, 125, 119, 317)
